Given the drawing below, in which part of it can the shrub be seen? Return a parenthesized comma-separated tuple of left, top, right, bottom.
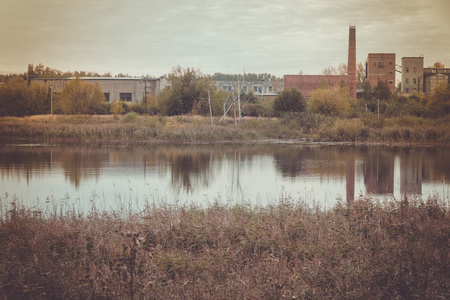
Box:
(332, 118, 368, 142)
(119, 112, 138, 123)
(273, 88, 306, 115)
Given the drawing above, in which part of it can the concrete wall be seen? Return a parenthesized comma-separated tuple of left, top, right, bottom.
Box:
(366, 53, 396, 92)
(401, 57, 424, 94)
(30, 77, 168, 104)
(284, 75, 348, 99)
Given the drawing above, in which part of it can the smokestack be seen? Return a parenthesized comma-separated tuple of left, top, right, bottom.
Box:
(348, 26, 356, 99)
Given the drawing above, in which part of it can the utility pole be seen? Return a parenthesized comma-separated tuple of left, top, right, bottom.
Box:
(50, 86, 53, 115)
(208, 90, 213, 125)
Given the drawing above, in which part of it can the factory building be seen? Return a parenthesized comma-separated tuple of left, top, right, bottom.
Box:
(366, 53, 396, 93)
(29, 76, 169, 104)
(401, 57, 450, 95)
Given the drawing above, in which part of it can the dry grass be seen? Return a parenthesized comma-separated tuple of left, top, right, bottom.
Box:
(1, 196, 448, 299)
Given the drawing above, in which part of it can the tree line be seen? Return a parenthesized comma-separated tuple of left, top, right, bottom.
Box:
(1, 64, 449, 119)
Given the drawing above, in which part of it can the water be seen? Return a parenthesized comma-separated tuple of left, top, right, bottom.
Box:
(1, 143, 449, 213)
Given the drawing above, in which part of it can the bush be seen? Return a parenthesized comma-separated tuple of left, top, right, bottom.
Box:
(119, 112, 138, 123)
(273, 88, 306, 115)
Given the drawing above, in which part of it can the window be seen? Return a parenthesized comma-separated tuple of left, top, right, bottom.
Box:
(405, 78, 409, 84)
(104, 93, 110, 101)
(120, 93, 132, 102)
(389, 71, 393, 75)
(413, 67, 417, 73)
(413, 78, 417, 84)
(406, 67, 409, 73)
(254, 86, 258, 92)
(389, 81, 393, 85)
(268, 86, 273, 92)
(374, 61, 377, 66)
(378, 62, 384, 67)
(258, 87, 262, 93)
(389, 61, 393, 65)
(406, 88, 409, 92)
(413, 88, 416, 92)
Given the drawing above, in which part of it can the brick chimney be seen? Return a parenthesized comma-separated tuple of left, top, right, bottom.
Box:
(348, 26, 356, 99)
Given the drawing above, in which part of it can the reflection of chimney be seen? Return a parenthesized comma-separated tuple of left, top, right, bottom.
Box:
(348, 26, 356, 99)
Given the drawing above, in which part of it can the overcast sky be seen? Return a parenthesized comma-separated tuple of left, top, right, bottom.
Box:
(1, 0, 449, 78)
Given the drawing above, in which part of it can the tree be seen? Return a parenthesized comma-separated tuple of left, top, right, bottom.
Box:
(430, 62, 445, 68)
(59, 78, 105, 114)
(426, 82, 450, 117)
(0, 77, 49, 116)
(160, 66, 226, 116)
(273, 88, 306, 115)
(308, 85, 351, 117)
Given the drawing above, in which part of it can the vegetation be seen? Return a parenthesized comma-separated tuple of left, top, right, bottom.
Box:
(1, 64, 450, 144)
(59, 78, 106, 114)
(308, 84, 352, 117)
(273, 88, 306, 115)
(159, 66, 227, 116)
(0, 195, 448, 299)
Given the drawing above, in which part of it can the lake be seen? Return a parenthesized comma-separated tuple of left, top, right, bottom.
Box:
(1, 143, 449, 214)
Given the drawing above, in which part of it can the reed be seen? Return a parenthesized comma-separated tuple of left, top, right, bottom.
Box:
(1, 114, 450, 144)
(1, 195, 448, 299)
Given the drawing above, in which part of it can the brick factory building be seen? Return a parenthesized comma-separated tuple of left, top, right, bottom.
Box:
(284, 75, 349, 99)
(366, 53, 396, 93)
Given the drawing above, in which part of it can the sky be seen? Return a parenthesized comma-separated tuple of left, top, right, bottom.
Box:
(1, 0, 449, 78)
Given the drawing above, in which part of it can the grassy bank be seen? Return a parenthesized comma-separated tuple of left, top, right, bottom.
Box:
(0, 196, 448, 299)
(1, 114, 450, 144)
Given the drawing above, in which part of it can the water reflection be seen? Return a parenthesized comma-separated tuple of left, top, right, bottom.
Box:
(0, 144, 449, 209)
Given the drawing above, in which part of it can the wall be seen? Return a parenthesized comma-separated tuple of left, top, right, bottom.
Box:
(366, 53, 396, 92)
(284, 75, 348, 99)
(401, 57, 424, 94)
(30, 77, 168, 104)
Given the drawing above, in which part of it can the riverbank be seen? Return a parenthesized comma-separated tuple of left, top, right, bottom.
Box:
(1, 114, 449, 145)
(1, 196, 448, 299)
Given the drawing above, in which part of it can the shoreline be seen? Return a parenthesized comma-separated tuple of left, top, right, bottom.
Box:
(1, 114, 450, 146)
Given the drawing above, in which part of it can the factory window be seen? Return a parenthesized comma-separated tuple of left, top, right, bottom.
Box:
(120, 93, 132, 102)
(104, 93, 110, 101)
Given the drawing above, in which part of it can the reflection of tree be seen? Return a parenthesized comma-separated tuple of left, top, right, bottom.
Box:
(0, 147, 52, 185)
(166, 148, 214, 193)
(363, 148, 394, 195)
(273, 147, 305, 177)
(57, 147, 106, 187)
(273, 145, 358, 178)
(400, 149, 423, 194)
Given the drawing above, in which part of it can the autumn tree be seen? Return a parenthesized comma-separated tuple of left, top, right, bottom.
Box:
(59, 78, 105, 114)
(426, 82, 450, 117)
(273, 88, 306, 115)
(308, 85, 351, 117)
(159, 66, 226, 116)
(0, 77, 49, 116)
(429, 62, 445, 68)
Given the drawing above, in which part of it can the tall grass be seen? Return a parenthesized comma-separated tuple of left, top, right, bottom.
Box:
(1, 114, 450, 144)
(1, 195, 448, 299)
